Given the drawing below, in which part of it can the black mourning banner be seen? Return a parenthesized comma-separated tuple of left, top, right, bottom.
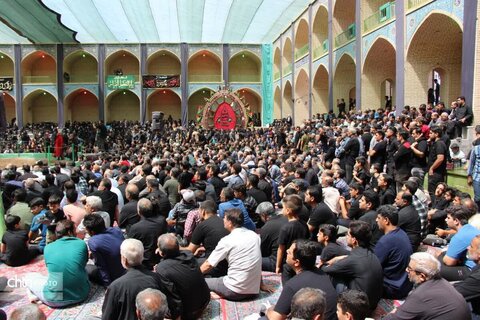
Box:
(0, 93, 7, 131)
(0, 78, 13, 91)
(142, 75, 180, 88)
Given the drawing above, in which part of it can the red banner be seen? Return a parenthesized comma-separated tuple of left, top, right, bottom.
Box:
(214, 102, 236, 130)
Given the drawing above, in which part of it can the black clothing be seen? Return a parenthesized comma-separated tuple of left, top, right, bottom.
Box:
(260, 215, 288, 260)
(454, 264, 480, 314)
(191, 215, 229, 258)
(343, 137, 360, 167)
(55, 173, 70, 190)
(210, 176, 227, 200)
(1, 230, 37, 266)
(411, 137, 428, 169)
(155, 252, 210, 320)
(26, 189, 43, 205)
(371, 140, 387, 168)
(127, 215, 168, 269)
(278, 220, 309, 252)
(118, 200, 140, 232)
(274, 270, 337, 320)
(397, 204, 422, 251)
(393, 141, 412, 183)
(258, 178, 273, 202)
(320, 242, 349, 263)
(90, 190, 118, 226)
(379, 187, 396, 206)
(347, 197, 362, 220)
(41, 185, 63, 204)
(386, 137, 399, 176)
(359, 210, 383, 248)
(144, 190, 172, 218)
(428, 139, 448, 176)
(102, 266, 173, 320)
(324, 246, 383, 310)
(307, 202, 336, 240)
(247, 188, 268, 205)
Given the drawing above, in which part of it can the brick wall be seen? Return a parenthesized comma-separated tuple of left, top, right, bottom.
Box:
(313, 66, 329, 114)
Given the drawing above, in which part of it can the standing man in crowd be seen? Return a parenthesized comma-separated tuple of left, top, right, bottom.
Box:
(427, 126, 448, 196)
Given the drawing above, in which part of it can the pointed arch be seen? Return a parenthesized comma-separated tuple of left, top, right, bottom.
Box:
(229, 51, 261, 83)
(147, 50, 181, 75)
(313, 64, 329, 115)
(64, 88, 99, 122)
(362, 37, 396, 109)
(21, 50, 56, 84)
(64, 50, 98, 83)
(333, 54, 356, 114)
(274, 85, 282, 120)
(104, 50, 139, 78)
(147, 89, 182, 121)
(105, 90, 140, 122)
(405, 12, 462, 107)
(188, 88, 215, 122)
(294, 69, 310, 125)
(282, 80, 293, 119)
(23, 89, 58, 124)
(188, 50, 222, 83)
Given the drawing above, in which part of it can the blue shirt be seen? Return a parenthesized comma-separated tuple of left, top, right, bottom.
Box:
(29, 209, 48, 252)
(88, 227, 126, 286)
(218, 199, 256, 231)
(447, 224, 480, 269)
(374, 228, 412, 289)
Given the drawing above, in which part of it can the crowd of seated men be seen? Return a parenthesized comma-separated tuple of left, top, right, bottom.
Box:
(0, 99, 479, 319)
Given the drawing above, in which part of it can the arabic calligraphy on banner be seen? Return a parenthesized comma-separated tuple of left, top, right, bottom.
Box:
(142, 75, 180, 88)
(0, 78, 13, 91)
(106, 75, 136, 90)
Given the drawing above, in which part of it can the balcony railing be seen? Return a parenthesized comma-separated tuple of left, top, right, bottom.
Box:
(229, 75, 261, 83)
(363, 2, 396, 34)
(294, 44, 309, 60)
(65, 75, 99, 83)
(313, 44, 328, 59)
(22, 75, 56, 83)
(273, 71, 280, 80)
(188, 75, 222, 82)
(335, 24, 356, 48)
(283, 64, 292, 76)
(407, 0, 432, 10)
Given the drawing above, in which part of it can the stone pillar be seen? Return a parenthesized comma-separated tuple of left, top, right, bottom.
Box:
(328, 0, 334, 112)
(98, 44, 105, 121)
(140, 44, 147, 123)
(355, 0, 362, 110)
(14, 45, 23, 128)
(395, 0, 405, 114)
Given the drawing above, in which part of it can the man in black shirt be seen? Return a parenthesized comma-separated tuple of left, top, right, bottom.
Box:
(343, 129, 360, 184)
(155, 234, 210, 320)
(266, 240, 337, 320)
(182, 200, 229, 276)
(377, 173, 396, 206)
(427, 126, 448, 195)
(118, 184, 140, 232)
(368, 130, 387, 169)
(323, 221, 383, 311)
(410, 127, 429, 186)
(306, 185, 336, 240)
(127, 198, 167, 269)
(90, 178, 119, 226)
(394, 191, 421, 251)
(258, 201, 288, 272)
(102, 239, 173, 320)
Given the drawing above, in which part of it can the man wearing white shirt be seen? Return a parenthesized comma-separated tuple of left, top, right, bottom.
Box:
(200, 208, 263, 301)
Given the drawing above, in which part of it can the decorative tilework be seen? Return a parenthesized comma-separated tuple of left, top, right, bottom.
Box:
(21, 45, 56, 59)
(64, 84, 99, 98)
(0, 45, 14, 60)
(333, 41, 355, 70)
(313, 55, 328, 75)
(23, 85, 57, 98)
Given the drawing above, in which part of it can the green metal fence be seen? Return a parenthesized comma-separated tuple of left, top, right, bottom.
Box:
(363, 2, 396, 34)
(335, 24, 356, 48)
(294, 44, 309, 60)
(283, 64, 292, 76)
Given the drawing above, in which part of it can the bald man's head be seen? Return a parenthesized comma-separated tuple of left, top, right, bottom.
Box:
(135, 288, 167, 320)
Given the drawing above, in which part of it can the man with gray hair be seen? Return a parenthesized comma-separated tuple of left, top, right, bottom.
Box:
(135, 288, 168, 320)
(258, 201, 287, 272)
(290, 288, 326, 320)
(102, 239, 170, 320)
(383, 252, 470, 319)
(155, 233, 210, 319)
(77, 195, 110, 240)
(9, 304, 45, 320)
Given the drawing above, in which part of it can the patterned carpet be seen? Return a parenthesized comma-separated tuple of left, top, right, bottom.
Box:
(0, 257, 397, 319)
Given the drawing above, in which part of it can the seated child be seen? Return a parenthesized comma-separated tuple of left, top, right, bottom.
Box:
(1, 215, 39, 266)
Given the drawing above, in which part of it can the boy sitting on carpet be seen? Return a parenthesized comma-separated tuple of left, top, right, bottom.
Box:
(28, 197, 48, 253)
(1, 214, 39, 266)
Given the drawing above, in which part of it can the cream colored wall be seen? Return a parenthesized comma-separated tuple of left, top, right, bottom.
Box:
(295, 70, 310, 126)
(107, 92, 139, 121)
(0, 55, 13, 77)
(66, 55, 97, 82)
(4, 94, 15, 123)
(333, 55, 356, 113)
(67, 92, 99, 122)
(229, 54, 261, 82)
(405, 13, 462, 107)
(274, 86, 282, 119)
(362, 38, 396, 109)
(313, 65, 329, 114)
(147, 52, 181, 75)
(188, 53, 221, 82)
(106, 53, 139, 76)
(312, 7, 328, 51)
(332, 0, 355, 38)
(26, 94, 57, 123)
(283, 82, 294, 118)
